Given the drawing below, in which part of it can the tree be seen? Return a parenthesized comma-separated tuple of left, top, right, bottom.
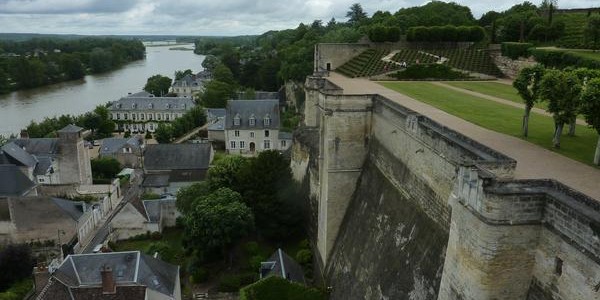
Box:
(198, 80, 235, 108)
(144, 74, 172, 97)
(183, 188, 254, 257)
(146, 242, 176, 263)
(174, 69, 193, 80)
(154, 123, 173, 143)
(540, 70, 582, 148)
(89, 48, 113, 73)
(201, 55, 219, 73)
(60, 54, 85, 80)
(207, 155, 250, 190)
(586, 15, 600, 50)
(176, 181, 211, 212)
(91, 157, 121, 180)
(346, 3, 368, 26)
(0, 244, 34, 291)
(580, 78, 600, 164)
(0, 68, 10, 94)
(513, 64, 545, 137)
(213, 63, 235, 85)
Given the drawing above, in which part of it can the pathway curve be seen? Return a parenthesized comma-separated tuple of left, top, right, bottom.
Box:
(431, 81, 587, 125)
(327, 72, 600, 201)
(173, 123, 210, 144)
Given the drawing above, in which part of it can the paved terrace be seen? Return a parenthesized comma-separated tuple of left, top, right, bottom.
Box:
(327, 72, 600, 201)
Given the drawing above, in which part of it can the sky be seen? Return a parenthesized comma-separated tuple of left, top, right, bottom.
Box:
(0, 0, 598, 36)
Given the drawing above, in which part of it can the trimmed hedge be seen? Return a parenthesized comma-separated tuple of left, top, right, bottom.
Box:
(407, 25, 486, 42)
(530, 49, 600, 69)
(393, 64, 470, 80)
(239, 276, 326, 300)
(501, 42, 533, 59)
(368, 25, 401, 43)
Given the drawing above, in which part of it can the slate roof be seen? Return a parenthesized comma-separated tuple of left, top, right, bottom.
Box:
(278, 131, 293, 140)
(172, 73, 205, 88)
(141, 174, 170, 187)
(0, 142, 37, 167)
(99, 137, 141, 155)
(11, 138, 59, 155)
(127, 91, 153, 97)
(50, 251, 179, 297)
(109, 96, 195, 112)
(144, 143, 212, 171)
(33, 156, 52, 176)
(9, 197, 84, 230)
(57, 124, 83, 133)
(0, 165, 36, 196)
(207, 108, 226, 131)
(260, 248, 306, 284)
(225, 100, 280, 130)
(142, 200, 162, 223)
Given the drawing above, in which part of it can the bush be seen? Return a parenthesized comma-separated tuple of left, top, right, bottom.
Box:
(298, 239, 310, 250)
(295, 249, 312, 266)
(189, 265, 209, 283)
(393, 64, 470, 80)
(150, 231, 162, 240)
(249, 254, 266, 271)
(501, 42, 533, 59)
(407, 25, 486, 42)
(368, 26, 401, 43)
(243, 241, 260, 256)
(239, 276, 326, 300)
(218, 274, 242, 292)
(146, 242, 175, 263)
(144, 131, 152, 139)
(530, 49, 600, 69)
(142, 192, 161, 200)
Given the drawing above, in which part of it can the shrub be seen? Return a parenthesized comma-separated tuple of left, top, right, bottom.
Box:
(407, 25, 486, 42)
(218, 274, 242, 292)
(530, 49, 600, 69)
(150, 231, 162, 240)
(243, 241, 260, 256)
(393, 64, 470, 80)
(298, 239, 310, 250)
(239, 276, 326, 300)
(142, 192, 161, 200)
(295, 249, 312, 266)
(249, 254, 266, 271)
(369, 26, 401, 43)
(189, 264, 209, 283)
(144, 131, 152, 139)
(123, 131, 131, 138)
(501, 42, 533, 59)
(146, 242, 175, 263)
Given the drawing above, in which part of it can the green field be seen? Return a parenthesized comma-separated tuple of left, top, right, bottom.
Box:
(445, 81, 549, 110)
(378, 81, 598, 166)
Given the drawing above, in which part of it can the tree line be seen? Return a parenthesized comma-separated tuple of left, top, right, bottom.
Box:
(24, 105, 114, 140)
(514, 65, 600, 164)
(0, 38, 145, 93)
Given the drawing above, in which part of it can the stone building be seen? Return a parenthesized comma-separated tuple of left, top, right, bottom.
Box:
(108, 93, 196, 133)
(111, 197, 179, 240)
(206, 108, 226, 145)
(99, 137, 143, 168)
(35, 251, 181, 300)
(0, 124, 93, 186)
(225, 100, 292, 155)
(170, 71, 210, 98)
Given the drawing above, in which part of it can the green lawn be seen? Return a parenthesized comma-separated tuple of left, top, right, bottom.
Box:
(563, 49, 600, 61)
(445, 81, 548, 110)
(378, 81, 599, 166)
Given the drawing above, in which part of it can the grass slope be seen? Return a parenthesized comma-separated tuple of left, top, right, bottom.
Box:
(445, 81, 549, 110)
(378, 81, 598, 165)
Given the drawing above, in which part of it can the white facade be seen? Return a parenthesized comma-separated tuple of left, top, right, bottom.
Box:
(108, 96, 195, 133)
(225, 128, 290, 154)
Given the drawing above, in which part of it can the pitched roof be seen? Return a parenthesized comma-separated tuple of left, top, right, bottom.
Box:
(142, 199, 175, 223)
(0, 142, 37, 167)
(225, 100, 280, 130)
(0, 165, 35, 196)
(278, 131, 293, 140)
(8, 197, 83, 230)
(99, 137, 141, 155)
(109, 96, 195, 112)
(33, 156, 52, 176)
(141, 174, 170, 187)
(260, 248, 306, 284)
(11, 138, 59, 155)
(144, 143, 212, 171)
(127, 91, 153, 97)
(51, 251, 179, 297)
(57, 124, 83, 133)
(171, 73, 205, 88)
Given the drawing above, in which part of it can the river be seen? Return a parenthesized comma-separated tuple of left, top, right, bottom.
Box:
(0, 44, 205, 135)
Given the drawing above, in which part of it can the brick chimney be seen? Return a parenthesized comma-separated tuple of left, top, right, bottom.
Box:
(33, 264, 50, 295)
(100, 265, 116, 294)
(20, 129, 29, 139)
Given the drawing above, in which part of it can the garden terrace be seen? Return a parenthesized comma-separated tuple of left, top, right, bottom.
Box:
(427, 49, 504, 77)
(555, 12, 589, 49)
(390, 49, 438, 64)
(336, 49, 400, 78)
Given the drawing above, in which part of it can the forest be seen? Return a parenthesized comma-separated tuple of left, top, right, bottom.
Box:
(0, 38, 145, 93)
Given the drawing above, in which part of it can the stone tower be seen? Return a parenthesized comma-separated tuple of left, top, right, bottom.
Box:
(57, 125, 93, 185)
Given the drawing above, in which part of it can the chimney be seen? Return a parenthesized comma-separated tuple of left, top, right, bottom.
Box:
(100, 265, 116, 294)
(33, 264, 50, 295)
(20, 129, 29, 139)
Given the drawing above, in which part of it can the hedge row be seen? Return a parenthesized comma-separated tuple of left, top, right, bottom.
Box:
(530, 49, 600, 69)
(406, 25, 486, 42)
(501, 42, 533, 59)
(393, 64, 470, 80)
(369, 25, 401, 43)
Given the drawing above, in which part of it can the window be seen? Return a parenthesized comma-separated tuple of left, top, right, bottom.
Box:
(264, 116, 271, 126)
(249, 114, 256, 126)
(149, 114, 153, 120)
(265, 130, 270, 137)
(38, 178, 45, 183)
(166, 115, 170, 121)
(116, 113, 121, 120)
(123, 147, 132, 153)
(149, 124, 154, 130)
(250, 132, 255, 138)
(233, 113, 241, 126)
(264, 140, 270, 149)
(141, 114, 145, 120)
(555, 257, 563, 276)
(230, 141, 237, 149)
(234, 130, 240, 137)
(132, 114, 137, 120)
(281, 140, 287, 148)
(124, 113, 128, 120)
(240, 141, 246, 149)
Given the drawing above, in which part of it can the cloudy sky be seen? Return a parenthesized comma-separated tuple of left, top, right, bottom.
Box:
(0, 0, 598, 36)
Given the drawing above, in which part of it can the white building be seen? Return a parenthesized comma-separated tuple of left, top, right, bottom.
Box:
(171, 70, 211, 98)
(225, 100, 292, 155)
(108, 92, 196, 133)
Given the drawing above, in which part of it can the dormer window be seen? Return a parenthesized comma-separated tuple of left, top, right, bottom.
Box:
(166, 103, 171, 109)
(149, 103, 153, 109)
(116, 103, 122, 109)
(132, 103, 137, 109)
(233, 113, 241, 126)
(264, 114, 271, 126)
(249, 114, 256, 126)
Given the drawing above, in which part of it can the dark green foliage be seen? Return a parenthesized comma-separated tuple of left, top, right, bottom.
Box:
(243, 241, 260, 256)
(530, 49, 600, 69)
(249, 254, 266, 271)
(199, 80, 235, 108)
(154, 123, 173, 144)
(0, 278, 33, 299)
(501, 42, 533, 59)
(0, 244, 34, 292)
(144, 131, 152, 139)
(580, 78, 600, 134)
(24, 105, 114, 138)
(406, 25, 486, 42)
(394, 1, 476, 28)
(393, 64, 470, 80)
(144, 74, 172, 97)
(336, 49, 401, 78)
(189, 263, 209, 283)
(174, 69, 193, 80)
(295, 249, 312, 266)
(146, 242, 176, 263)
(586, 15, 600, 50)
(346, 3, 368, 26)
(213, 63, 235, 85)
(91, 157, 121, 181)
(201, 55, 219, 73)
(368, 26, 401, 43)
(239, 276, 326, 300)
(176, 182, 211, 212)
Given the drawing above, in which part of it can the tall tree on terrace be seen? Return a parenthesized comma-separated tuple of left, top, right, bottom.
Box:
(346, 3, 368, 26)
(539, 69, 582, 148)
(144, 74, 172, 97)
(580, 78, 600, 165)
(513, 64, 545, 137)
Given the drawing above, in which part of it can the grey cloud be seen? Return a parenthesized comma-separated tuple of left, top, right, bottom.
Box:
(0, 0, 138, 14)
